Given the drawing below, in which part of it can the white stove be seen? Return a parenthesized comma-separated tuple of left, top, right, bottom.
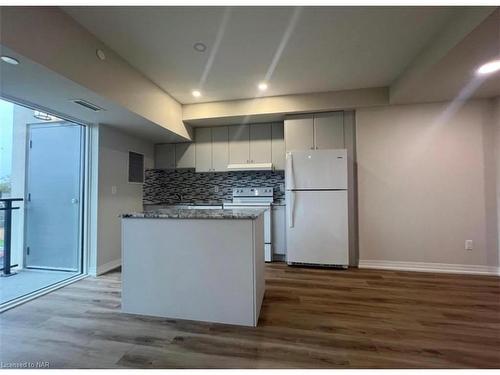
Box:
(224, 187, 274, 262)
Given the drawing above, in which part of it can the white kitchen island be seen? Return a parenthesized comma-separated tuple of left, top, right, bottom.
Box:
(121, 208, 265, 327)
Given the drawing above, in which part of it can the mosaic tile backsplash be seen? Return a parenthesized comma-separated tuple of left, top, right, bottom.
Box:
(143, 169, 285, 205)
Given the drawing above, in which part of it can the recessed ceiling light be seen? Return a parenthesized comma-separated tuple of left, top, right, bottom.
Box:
(33, 111, 55, 121)
(193, 42, 207, 52)
(1, 55, 19, 65)
(258, 82, 268, 91)
(476, 59, 500, 75)
(96, 49, 106, 61)
(192, 90, 202, 98)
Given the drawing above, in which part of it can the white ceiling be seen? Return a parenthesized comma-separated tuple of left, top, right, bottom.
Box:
(63, 6, 457, 104)
(390, 8, 500, 104)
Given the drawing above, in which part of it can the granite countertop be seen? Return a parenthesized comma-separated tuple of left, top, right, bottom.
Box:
(122, 207, 266, 220)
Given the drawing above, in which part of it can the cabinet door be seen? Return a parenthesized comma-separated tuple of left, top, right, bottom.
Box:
(284, 115, 314, 152)
(271, 122, 285, 170)
(228, 125, 250, 164)
(314, 112, 344, 150)
(272, 205, 286, 255)
(175, 143, 195, 169)
(155, 144, 175, 169)
(212, 126, 229, 172)
(194, 127, 212, 172)
(249, 123, 272, 163)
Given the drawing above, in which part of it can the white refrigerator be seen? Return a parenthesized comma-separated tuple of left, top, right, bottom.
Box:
(285, 149, 349, 267)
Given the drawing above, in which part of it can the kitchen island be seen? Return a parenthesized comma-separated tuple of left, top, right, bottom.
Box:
(121, 208, 265, 327)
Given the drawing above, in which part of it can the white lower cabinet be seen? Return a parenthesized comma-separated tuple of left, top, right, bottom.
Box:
(272, 205, 286, 257)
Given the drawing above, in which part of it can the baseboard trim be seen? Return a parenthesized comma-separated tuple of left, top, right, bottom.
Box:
(358, 260, 500, 276)
(96, 258, 121, 276)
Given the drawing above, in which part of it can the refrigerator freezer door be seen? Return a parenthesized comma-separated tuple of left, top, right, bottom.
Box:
(286, 190, 348, 266)
(286, 149, 348, 190)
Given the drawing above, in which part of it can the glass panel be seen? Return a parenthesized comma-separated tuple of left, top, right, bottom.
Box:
(0, 98, 85, 307)
(0, 99, 14, 271)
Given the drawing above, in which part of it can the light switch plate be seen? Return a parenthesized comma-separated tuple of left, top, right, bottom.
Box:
(465, 240, 473, 251)
(111, 186, 117, 195)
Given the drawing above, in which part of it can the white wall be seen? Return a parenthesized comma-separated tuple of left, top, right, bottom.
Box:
(356, 99, 498, 269)
(94, 125, 154, 275)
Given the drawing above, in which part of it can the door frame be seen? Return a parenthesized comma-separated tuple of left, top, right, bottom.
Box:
(0, 95, 99, 311)
(0, 94, 94, 277)
(24, 121, 86, 272)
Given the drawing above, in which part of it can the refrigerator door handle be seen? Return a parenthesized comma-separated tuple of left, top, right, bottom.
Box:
(286, 152, 294, 190)
(288, 190, 295, 228)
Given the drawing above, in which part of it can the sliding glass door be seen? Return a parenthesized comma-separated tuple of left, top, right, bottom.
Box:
(0, 98, 86, 308)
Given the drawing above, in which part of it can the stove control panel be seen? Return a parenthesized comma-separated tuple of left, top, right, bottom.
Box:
(232, 187, 274, 197)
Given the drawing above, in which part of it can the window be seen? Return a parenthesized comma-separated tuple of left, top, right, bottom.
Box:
(128, 151, 144, 183)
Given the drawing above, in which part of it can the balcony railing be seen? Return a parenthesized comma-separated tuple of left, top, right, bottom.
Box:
(0, 198, 23, 277)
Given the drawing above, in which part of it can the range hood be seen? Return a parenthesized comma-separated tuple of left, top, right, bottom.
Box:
(226, 163, 274, 171)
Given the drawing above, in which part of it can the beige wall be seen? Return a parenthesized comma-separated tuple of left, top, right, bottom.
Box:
(95, 125, 154, 275)
(357, 99, 498, 267)
(183, 87, 388, 126)
(495, 97, 500, 258)
(1, 6, 190, 140)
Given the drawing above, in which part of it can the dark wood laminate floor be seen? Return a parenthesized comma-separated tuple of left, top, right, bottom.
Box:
(1, 263, 499, 369)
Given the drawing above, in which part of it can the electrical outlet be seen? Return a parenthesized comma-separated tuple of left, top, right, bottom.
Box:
(214, 186, 219, 193)
(465, 240, 473, 251)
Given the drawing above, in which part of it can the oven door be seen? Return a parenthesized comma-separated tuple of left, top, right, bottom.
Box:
(223, 203, 272, 262)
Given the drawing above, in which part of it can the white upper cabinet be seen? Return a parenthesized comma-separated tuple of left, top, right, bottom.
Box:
(284, 115, 314, 152)
(314, 112, 344, 150)
(175, 143, 195, 169)
(195, 127, 212, 172)
(285, 112, 345, 152)
(211, 126, 229, 172)
(228, 125, 250, 164)
(271, 123, 285, 170)
(249, 123, 272, 163)
(159, 122, 286, 172)
(155, 144, 176, 169)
